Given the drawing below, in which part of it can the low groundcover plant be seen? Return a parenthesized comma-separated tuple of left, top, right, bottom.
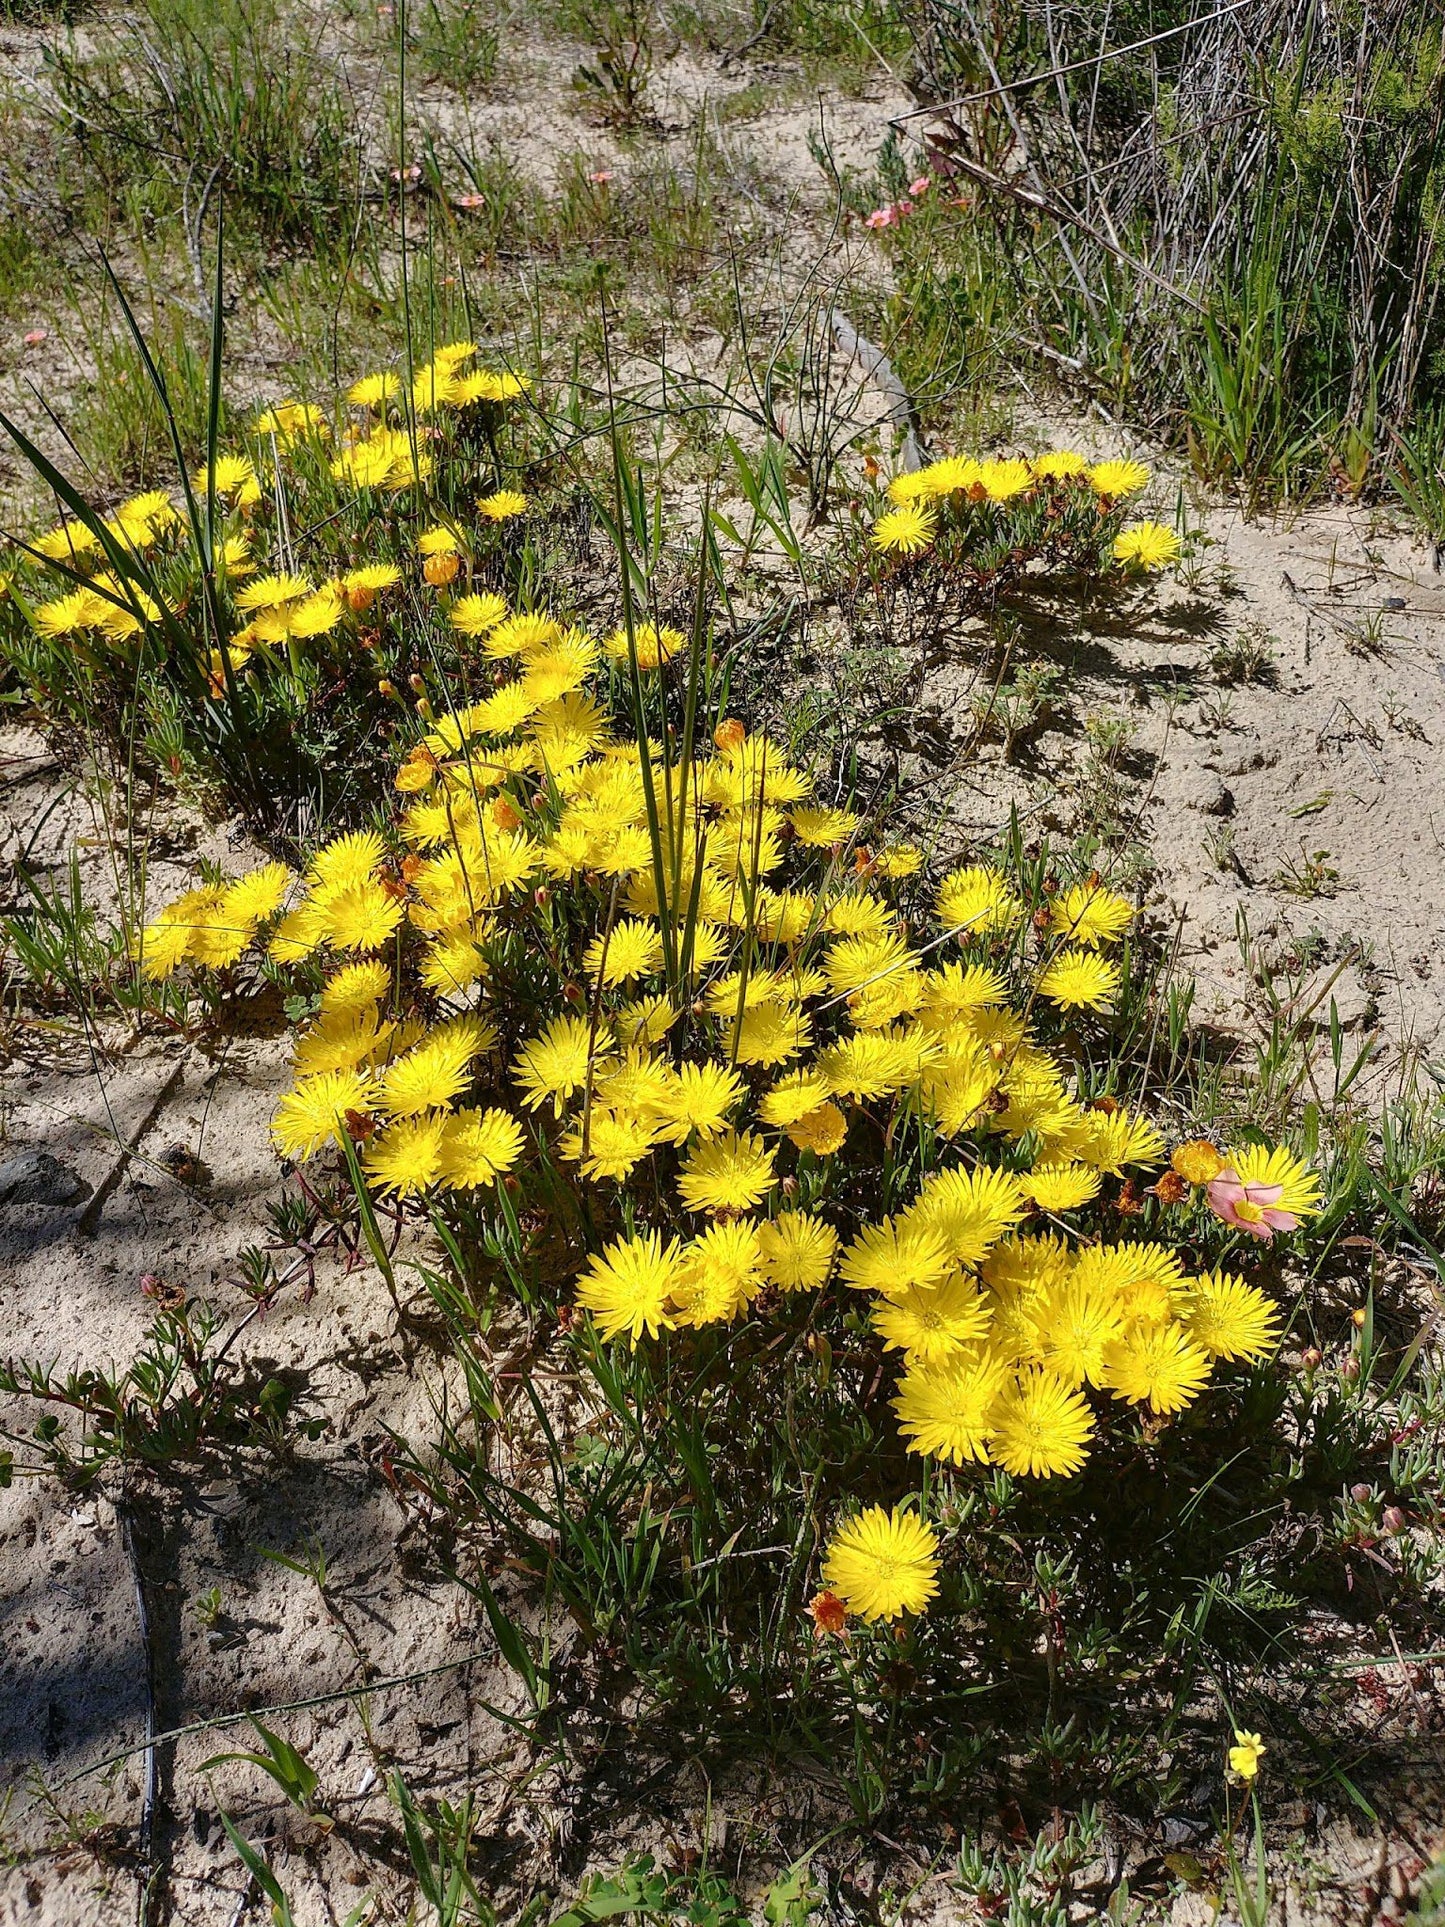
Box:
(102, 394, 1323, 1646)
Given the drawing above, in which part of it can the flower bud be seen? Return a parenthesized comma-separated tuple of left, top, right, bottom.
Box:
(1381, 1505, 1407, 1535)
(713, 717, 746, 753)
(408, 672, 426, 693)
(1340, 1353, 1360, 1381)
(1351, 1307, 1367, 1328)
(423, 552, 459, 587)
(1350, 1483, 1372, 1503)
(1300, 1346, 1323, 1371)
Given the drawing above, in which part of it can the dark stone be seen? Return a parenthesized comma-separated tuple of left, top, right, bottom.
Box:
(0, 1149, 92, 1208)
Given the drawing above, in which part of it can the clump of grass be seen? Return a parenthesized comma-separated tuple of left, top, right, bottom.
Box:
(48, 0, 363, 254)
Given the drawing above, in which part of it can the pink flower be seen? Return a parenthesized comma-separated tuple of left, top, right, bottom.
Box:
(390, 163, 421, 183)
(23, 329, 46, 347)
(456, 193, 486, 209)
(864, 206, 897, 230)
(1205, 1168, 1299, 1242)
(908, 176, 931, 197)
(587, 170, 615, 186)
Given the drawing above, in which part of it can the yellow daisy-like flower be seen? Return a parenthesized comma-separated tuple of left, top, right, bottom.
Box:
(677, 1128, 776, 1215)
(1179, 1270, 1280, 1361)
(789, 805, 861, 847)
(1088, 458, 1150, 498)
(479, 489, 528, 522)
(936, 865, 1023, 936)
(602, 621, 685, 670)
(786, 1101, 848, 1156)
(871, 502, 937, 556)
(871, 1272, 990, 1364)
(450, 591, 509, 638)
(576, 1230, 684, 1342)
(893, 1355, 1006, 1466)
(727, 1000, 812, 1068)
(653, 1061, 744, 1143)
(1113, 522, 1181, 571)
(363, 1112, 448, 1196)
(435, 1108, 523, 1189)
(513, 1014, 606, 1113)
(757, 1212, 838, 1291)
(839, 1217, 952, 1295)
(979, 457, 1032, 502)
(585, 918, 663, 986)
(1049, 881, 1132, 948)
(317, 882, 406, 954)
(1105, 1322, 1213, 1413)
(1036, 1278, 1126, 1388)
(321, 959, 391, 1014)
(817, 1031, 916, 1101)
(990, 1370, 1095, 1478)
(1036, 947, 1121, 1012)
(1070, 1106, 1165, 1173)
(271, 1069, 376, 1160)
(758, 1069, 832, 1128)
(1031, 450, 1088, 480)
(234, 571, 312, 613)
(821, 1505, 939, 1622)
(219, 861, 292, 929)
(378, 1018, 484, 1117)
(559, 1108, 662, 1183)
(1020, 1162, 1102, 1212)
(672, 1219, 765, 1326)
(347, 372, 400, 409)
(908, 1164, 1027, 1265)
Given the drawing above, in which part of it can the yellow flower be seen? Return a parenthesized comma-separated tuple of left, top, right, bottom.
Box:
(653, 1061, 744, 1142)
(839, 1218, 952, 1295)
(585, 917, 663, 987)
(1049, 881, 1132, 947)
(364, 1113, 448, 1195)
(378, 1018, 485, 1116)
(893, 1355, 1006, 1466)
(907, 1164, 1027, 1265)
(576, 1231, 684, 1341)
(871, 1272, 989, 1364)
(317, 882, 406, 953)
(513, 1014, 607, 1113)
(1113, 522, 1180, 571)
(1173, 1138, 1224, 1185)
(321, 959, 391, 1014)
(348, 372, 400, 408)
(1036, 947, 1121, 1011)
(437, 1107, 525, 1189)
(479, 489, 528, 522)
(672, 1220, 765, 1326)
(602, 621, 685, 670)
(1020, 1162, 1102, 1212)
(936, 865, 1022, 935)
(757, 1212, 838, 1291)
(758, 1069, 832, 1128)
(559, 1108, 661, 1182)
(678, 1128, 776, 1214)
(871, 503, 937, 555)
(1228, 1730, 1266, 1782)
(1105, 1323, 1213, 1414)
(990, 1370, 1095, 1478)
(822, 1505, 939, 1622)
(1031, 450, 1088, 480)
(979, 457, 1032, 501)
(727, 1000, 812, 1068)
(450, 591, 509, 637)
(786, 1102, 848, 1156)
(1179, 1271, 1280, 1362)
(271, 1070, 376, 1160)
(1088, 458, 1150, 498)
